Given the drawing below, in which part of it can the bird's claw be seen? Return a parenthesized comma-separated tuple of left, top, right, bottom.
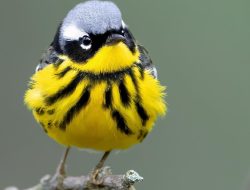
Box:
(49, 164, 67, 190)
(50, 172, 65, 190)
(90, 168, 104, 185)
(89, 166, 112, 185)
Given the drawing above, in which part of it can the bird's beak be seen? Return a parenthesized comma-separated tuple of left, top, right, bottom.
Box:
(106, 34, 125, 46)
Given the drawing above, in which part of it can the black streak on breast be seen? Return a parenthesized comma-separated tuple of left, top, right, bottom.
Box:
(59, 85, 91, 130)
(112, 110, 133, 135)
(119, 78, 131, 107)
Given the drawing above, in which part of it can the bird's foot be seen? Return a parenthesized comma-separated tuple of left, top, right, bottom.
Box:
(49, 170, 66, 190)
(89, 166, 112, 185)
(48, 147, 70, 189)
(49, 158, 68, 190)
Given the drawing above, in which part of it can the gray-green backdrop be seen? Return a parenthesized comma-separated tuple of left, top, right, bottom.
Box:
(0, 0, 250, 190)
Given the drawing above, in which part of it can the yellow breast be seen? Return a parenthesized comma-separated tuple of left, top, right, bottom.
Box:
(24, 44, 166, 151)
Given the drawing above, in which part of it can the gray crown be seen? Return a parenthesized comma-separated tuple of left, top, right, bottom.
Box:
(62, 0, 122, 35)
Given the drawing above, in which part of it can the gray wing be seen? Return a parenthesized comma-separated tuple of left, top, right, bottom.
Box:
(36, 46, 62, 72)
(138, 45, 158, 79)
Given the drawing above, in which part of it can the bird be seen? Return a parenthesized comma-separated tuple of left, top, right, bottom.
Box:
(24, 0, 166, 186)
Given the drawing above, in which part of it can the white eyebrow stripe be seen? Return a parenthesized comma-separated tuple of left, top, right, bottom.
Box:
(122, 20, 127, 28)
(62, 25, 88, 40)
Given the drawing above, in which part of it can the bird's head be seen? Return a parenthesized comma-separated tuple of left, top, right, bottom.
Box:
(53, 0, 140, 73)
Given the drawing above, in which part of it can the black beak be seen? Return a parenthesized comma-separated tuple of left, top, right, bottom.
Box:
(106, 34, 125, 45)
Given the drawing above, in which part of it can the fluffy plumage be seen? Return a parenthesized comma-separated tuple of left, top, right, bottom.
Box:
(25, 0, 166, 151)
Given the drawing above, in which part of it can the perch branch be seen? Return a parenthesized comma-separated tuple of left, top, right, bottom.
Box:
(5, 167, 143, 190)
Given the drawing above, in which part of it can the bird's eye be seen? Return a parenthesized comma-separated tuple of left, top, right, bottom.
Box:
(121, 29, 125, 35)
(80, 35, 92, 50)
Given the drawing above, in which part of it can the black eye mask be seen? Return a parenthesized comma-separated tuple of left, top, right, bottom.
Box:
(52, 26, 136, 63)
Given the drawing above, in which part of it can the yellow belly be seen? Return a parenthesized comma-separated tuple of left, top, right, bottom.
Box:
(25, 63, 166, 151)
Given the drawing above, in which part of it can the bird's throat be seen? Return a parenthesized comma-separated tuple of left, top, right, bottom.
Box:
(68, 43, 140, 73)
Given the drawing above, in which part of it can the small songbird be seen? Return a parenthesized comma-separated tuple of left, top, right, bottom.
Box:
(24, 0, 166, 185)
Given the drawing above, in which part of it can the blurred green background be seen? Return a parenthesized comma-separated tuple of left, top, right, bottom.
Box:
(0, 0, 250, 189)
